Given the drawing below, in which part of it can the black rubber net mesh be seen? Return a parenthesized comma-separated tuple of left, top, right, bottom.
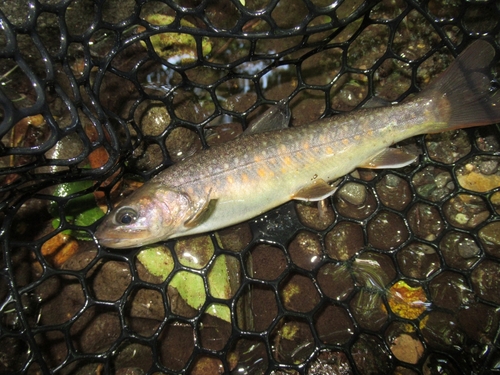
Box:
(1, 0, 500, 374)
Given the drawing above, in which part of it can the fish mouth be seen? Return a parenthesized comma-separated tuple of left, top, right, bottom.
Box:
(96, 237, 130, 248)
(95, 235, 147, 249)
(94, 226, 151, 249)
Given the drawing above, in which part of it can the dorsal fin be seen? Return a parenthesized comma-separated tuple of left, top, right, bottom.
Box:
(362, 96, 393, 109)
(243, 99, 290, 136)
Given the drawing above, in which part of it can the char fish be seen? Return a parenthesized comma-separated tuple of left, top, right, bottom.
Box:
(95, 40, 500, 248)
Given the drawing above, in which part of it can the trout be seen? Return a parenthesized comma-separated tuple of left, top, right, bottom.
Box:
(95, 40, 500, 248)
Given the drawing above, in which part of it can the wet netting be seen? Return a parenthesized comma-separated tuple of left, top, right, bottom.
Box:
(1, 0, 500, 374)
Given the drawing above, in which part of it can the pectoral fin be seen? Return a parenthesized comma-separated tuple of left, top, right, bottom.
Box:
(183, 190, 215, 228)
(292, 178, 339, 201)
(359, 148, 418, 169)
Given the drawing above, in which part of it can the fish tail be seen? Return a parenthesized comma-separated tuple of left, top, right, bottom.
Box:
(424, 39, 500, 131)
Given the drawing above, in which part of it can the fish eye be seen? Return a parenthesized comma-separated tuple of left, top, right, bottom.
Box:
(115, 207, 138, 225)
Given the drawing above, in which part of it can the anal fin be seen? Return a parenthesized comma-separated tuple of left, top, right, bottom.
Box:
(359, 148, 418, 169)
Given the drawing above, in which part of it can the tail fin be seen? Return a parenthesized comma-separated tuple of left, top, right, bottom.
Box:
(425, 39, 500, 130)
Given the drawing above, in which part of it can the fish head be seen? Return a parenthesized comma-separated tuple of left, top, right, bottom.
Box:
(95, 182, 193, 248)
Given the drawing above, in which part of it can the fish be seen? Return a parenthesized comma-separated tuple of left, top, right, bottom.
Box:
(95, 39, 500, 249)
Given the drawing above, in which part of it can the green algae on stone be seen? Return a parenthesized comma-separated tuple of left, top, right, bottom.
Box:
(137, 240, 235, 322)
(169, 270, 206, 311)
(140, 14, 212, 63)
(136, 245, 174, 280)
